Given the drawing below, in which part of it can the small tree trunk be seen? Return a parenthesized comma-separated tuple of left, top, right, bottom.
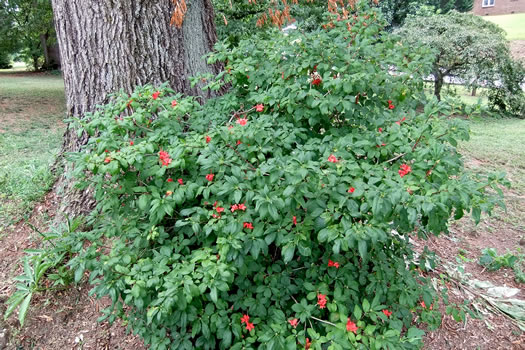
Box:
(51, 0, 222, 217)
(471, 86, 477, 97)
(434, 69, 443, 101)
(40, 33, 51, 70)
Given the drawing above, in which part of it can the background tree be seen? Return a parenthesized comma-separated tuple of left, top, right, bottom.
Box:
(0, 0, 58, 70)
(378, 0, 473, 28)
(396, 9, 509, 100)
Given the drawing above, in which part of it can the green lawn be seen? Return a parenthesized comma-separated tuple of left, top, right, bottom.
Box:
(460, 118, 525, 192)
(483, 13, 525, 41)
(0, 70, 65, 228)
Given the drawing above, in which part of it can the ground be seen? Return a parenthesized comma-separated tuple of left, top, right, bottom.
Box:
(483, 13, 525, 61)
(0, 70, 523, 349)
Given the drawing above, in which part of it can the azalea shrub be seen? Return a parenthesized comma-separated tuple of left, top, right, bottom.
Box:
(69, 3, 505, 350)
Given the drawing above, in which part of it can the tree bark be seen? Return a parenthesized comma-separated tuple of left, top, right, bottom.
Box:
(50, 0, 221, 217)
(433, 69, 444, 101)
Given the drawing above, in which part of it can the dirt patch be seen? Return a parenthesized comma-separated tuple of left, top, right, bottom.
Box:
(0, 193, 147, 350)
(418, 183, 525, 349)
(510, 40, 525, 62)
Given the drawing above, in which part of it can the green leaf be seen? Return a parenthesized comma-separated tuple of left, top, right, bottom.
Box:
(354, 304, 362, 320)
(358, 240, 367, 260)
(18, 293, 33, 327)
(282, 244, 295, 264)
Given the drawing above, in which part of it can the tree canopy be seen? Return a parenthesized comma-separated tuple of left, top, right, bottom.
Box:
(396, 9, 509, 100)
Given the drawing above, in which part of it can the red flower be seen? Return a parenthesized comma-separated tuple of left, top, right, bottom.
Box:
(129, 141, 134, 146)
(328, 260, 340, 268)
(206, 135, 211, 143)
(292, 216, 297, 226)
(216, 207, 225, 213)
(288, 318, 299, 328)
(178, 178, 184, 185)
(346, 318, 358, 334)
(388, 100, 392, 104)
(395, 116, 406, 125)
(420, 301, 433, 310)
(167, 178, 174, 182)
(305, 338, 311, 349)
(378, 127, 383, 133)
(241, 314, 250, 324)
(237, 140, 242, 145)
(159, 150, 172, 166)
(312, 78, 322, 86)
(243, 222, 254, 230)
(255, 104, 264, 112)
(398, 164, 412, 178)
(388, 103, 395, 110)
(245, 322, 255, 332)
(206, 173, 214, 182)
(348, 187, 355, 193)
(317, 294, 327, 309)
(152, 91, 160, 100)
(382, 309, 392, 317)
(237, 118, 248, 126)
(327, 154, 339, 163)
(104, 157, 111, 164)
(171, 100, 177, 107)
(231, 204, 239, 212)
(237, 203, 247, 211)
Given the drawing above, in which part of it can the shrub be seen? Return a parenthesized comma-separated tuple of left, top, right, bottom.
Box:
(69, 3, 505, 349)
(487, 58, 525, 119)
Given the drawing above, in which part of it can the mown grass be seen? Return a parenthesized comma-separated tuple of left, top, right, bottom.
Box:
(483, 13, 525, 41)
(0, 70, 66, 228)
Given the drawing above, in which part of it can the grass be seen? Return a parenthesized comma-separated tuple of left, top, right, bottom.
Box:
(483, 13, 525, 41)
(0, 69, 66, 228)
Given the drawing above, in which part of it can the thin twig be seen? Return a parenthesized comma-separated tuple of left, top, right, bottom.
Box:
(310, 316, 337, 327)
(385, 153, 406, 163)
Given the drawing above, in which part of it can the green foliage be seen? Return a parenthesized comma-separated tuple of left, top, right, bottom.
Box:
(378, 0, 473, 28)
(212, 0, 326, 45)
(478, 248, 525, 283)
(487, 58, 525, 119)
(396, 10, 510, 101)
(3, 217, 82, 327)
(67, 4, 505, 349)
(0, 0, 55, 70)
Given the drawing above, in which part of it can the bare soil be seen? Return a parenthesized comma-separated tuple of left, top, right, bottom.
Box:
(510, 40, 525, 62)
(0, 193, 146, 350)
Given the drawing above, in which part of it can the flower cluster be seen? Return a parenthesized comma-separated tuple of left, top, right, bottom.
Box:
(327, 154, 339, 163)
(230, 203, 247, 212)
(346, 318, 358, 334)
(241, 314, 254, 332)
(387, 99, 394, 109)
(327, 259, 340, 268)
(399, 164, 412, 177)
(158, 150, 171, 166)
(317, 294, 327, 309)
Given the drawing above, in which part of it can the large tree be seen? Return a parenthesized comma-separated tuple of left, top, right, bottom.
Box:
(51, 0, 222, 215)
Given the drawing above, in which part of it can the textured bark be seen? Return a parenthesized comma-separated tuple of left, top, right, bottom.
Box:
(50, 0, 221, 217)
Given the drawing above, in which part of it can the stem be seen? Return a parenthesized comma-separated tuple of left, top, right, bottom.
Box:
(310, 316, 337, 327)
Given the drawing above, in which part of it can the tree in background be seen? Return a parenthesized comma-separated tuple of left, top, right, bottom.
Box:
(378, 0, 473, 28)
(0, 0, 58, 70)
(396, 9, 508, 100)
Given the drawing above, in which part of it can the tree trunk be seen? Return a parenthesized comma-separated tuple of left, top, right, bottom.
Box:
(40, 33, 51, 69)
(50, 0, 221, 217)
(471, 86, 477, 97)
(434, 69, 443, 101)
